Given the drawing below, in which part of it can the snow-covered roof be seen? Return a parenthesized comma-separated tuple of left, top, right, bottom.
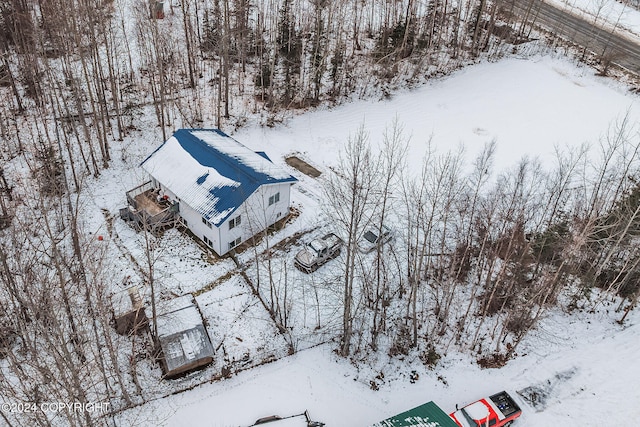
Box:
(141, 129, 297, 226)
(155, 295, 214, 376)
(464, 401, 489, 421)
(110, 286, 142, 317)
(156, 295, 204, 338)
(371, 401, 459, 427)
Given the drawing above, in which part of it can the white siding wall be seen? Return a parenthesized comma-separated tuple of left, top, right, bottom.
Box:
(151, 175, 293, 256)
(218, 182, 293, 255)
(179, 202, 222, 255)
(151, 176, 223, 255)
(219, 210, 243, 255)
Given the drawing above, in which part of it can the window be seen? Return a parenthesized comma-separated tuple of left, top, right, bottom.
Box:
(229, 215, 241, 229)
(268, 192, 280, 206)
(202, 217, 212, 229)
(203, 236, 213, 248)
(228, 237, 241, 250)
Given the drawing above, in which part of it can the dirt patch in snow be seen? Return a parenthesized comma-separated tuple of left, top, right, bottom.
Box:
(285, 156, 321, 178)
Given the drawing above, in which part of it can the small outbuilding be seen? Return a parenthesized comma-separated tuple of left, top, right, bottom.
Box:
(136, 129, 298, 255)
(155, 294, 214, 378)
(370, 401, 459, 427)
(111, 285, 148, 336)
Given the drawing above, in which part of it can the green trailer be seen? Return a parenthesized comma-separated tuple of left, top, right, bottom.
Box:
(370, 401, 459, 427)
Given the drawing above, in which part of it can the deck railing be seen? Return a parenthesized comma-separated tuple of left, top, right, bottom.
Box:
(121, 181, 179, 230)
(126, 181, 155, 210)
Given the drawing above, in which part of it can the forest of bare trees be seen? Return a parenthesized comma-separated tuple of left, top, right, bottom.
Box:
(315, 115, 640, 367)
(0, 0, 639, 425)
(0, 0, 538, 169)
(243, 114, 640, 371)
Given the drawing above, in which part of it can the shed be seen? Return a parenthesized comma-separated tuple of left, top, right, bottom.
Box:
(111, 286, 148, 336)
(155, 295, 214, 378)
(370, 401, 459, 427)
(137, 129, 298, 255)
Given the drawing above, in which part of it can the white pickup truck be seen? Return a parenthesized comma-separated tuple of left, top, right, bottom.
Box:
(294, 233, 343, 273)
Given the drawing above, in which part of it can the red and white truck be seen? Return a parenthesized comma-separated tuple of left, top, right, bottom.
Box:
(449, 391, 522, 427)
(371, 390, 522, 427)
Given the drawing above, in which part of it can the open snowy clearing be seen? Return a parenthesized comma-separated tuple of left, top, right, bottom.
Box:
(232, 54, 639, 180)
(116, 306, 639, 427)
(110, 54, 640, 426)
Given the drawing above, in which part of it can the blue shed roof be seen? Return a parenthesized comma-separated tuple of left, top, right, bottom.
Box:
(141, 129, 297, 226)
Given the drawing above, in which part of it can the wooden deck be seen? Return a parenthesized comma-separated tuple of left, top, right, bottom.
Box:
(134, 190, 167, 216)
(121, 182, 178, 231)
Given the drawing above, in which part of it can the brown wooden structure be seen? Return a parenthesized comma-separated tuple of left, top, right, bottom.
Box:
(120, 181, 179, 231)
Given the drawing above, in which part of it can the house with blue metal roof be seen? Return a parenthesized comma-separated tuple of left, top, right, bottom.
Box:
(136, 129, 297, 255)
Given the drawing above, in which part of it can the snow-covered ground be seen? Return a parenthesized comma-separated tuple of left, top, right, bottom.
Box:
(115, 305, 640, 427)
(233, 55, 639, 177)
(110, 55, 640, 426)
